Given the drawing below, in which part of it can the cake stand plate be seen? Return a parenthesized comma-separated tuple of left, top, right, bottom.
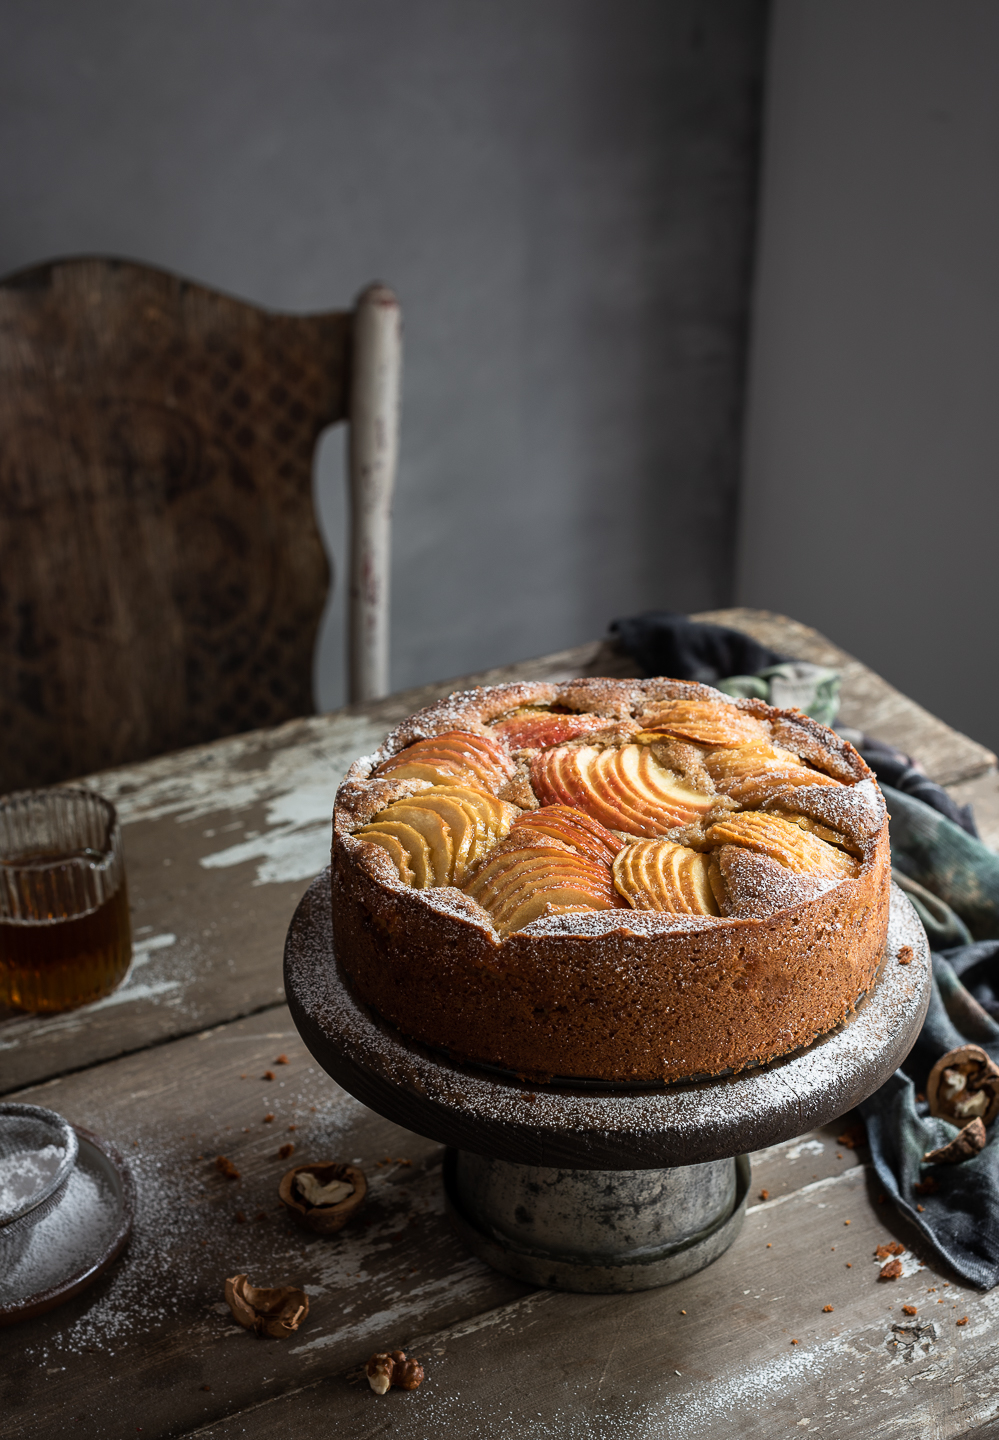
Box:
(285, 873, 929, 1291)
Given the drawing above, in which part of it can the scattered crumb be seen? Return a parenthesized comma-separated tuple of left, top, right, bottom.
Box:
(201, 1385, 210, 1392)
(957, 1316, 969, 1326)
(275, 1055, 289, 1065)
(255, 1211, 268, 1222)
(263, 1114, 275, 1123)
(831, 1247, 835, 1252)
(791, 1339, 799, 1345)
(766, 1243, 772, 1249)
(288, 1125, 297, 1132)
(262, 1071, 275, 1082)
(680, 1310, 687, 1315)
(914, 1177, 938, 1196)
(916, 1204, 925, 1212)
(215, 1156, 240, 1181)
(844, 1220, 851, 1226)
(240, 1074, 247, 1079)
(836, 1153, 842, 1160)
(822, 1305, 833, 1313)
(279, 1144, 294, 1160)
(846, 1263, 852, 1268)
(902, 1305, 918, 1316)
(916, 1092, 926, 1103)
(759, 1189, 770, 1201)
(879, 1259, 903, 1281)
(876, 1242, 905, 1259)
(897, 945, 913, 965)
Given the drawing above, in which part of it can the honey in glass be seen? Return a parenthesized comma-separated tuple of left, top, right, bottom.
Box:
(0, 790, 132, 1013)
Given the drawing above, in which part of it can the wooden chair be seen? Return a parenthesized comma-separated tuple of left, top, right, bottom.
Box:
(0, 257, 401, 792)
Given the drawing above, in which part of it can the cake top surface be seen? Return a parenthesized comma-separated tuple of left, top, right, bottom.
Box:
(333, 677, 885, 944)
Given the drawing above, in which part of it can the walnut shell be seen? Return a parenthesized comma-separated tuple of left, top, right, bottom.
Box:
(278, 1162, 367, 1234)
(926, 1045, 999, 1127)
(224, 1274, 309, 1338)
(924, 1116, 987, 1165)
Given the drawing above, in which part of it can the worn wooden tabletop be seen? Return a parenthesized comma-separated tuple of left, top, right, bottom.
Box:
(3, 608, 998, 1440)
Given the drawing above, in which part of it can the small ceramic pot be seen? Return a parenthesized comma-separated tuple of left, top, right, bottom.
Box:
(278, 1162, 367, 1234)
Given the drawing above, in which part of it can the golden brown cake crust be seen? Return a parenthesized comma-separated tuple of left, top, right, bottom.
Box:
(331, 678, 891, 1083)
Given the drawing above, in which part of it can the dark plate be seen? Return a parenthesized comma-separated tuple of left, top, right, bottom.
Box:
(0, 1126, 134, 1327)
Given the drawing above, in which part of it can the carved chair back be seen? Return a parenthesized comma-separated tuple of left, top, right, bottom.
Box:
(0, 258, 399, 791)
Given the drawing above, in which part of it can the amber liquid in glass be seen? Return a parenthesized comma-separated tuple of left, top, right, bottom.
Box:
(0, 860, 132, 1013)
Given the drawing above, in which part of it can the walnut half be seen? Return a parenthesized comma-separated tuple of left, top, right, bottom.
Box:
(365, 1349, 425, 1394)
(927, 1046, 999, 1127)
(224, 1274, 309, 1338)
(924, 1116, 987, 1165)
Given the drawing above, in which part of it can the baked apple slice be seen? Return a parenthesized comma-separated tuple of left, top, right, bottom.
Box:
(355, 820, 433, 887)
(374, 802, 454, 885)
(492, 711, 618, 751)
(376, 732, 514, 793)
(464, 845, 623, 936)
(635, 698, 771, 748)
(354, 829, 416, 887)
(613, 840, 721, 915)
(510, 805, 623, 864)
(532, 745, 718, 836)
(420, 785, 518, 877)
(705, 812, 858, 879)
(532, 746, 655, 835)
(704, 742, 843, 807)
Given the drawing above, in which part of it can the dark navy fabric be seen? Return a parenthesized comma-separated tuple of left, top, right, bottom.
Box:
(610, 610, 786, 686)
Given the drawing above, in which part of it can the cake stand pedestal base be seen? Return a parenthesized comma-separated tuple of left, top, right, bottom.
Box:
(285, 873, 930, 1295)
(443, 1150, 749, 1293)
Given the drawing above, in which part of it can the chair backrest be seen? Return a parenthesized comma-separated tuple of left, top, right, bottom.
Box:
(0, 257, 399, 792)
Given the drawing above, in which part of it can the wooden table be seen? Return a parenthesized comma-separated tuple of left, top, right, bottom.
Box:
(3, 608, 999, 1440)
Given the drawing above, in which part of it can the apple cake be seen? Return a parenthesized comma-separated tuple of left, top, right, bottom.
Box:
(331, 678, 890, 1083)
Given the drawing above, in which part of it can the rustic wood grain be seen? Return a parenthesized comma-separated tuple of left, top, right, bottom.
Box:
(185, 1159, 994, 1440)
(1, 1007, 528, 1439)
(8, 1005, 984, 1440)
(0, 257, 349, 790)
(697, 608, 997, 786)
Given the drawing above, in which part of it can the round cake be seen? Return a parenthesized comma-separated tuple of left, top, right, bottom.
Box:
(331, 677, 891, 1083)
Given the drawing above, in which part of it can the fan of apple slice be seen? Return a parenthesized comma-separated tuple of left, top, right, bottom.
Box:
(375, 731, 514, 794)
(613, 840, 722, 915)
(635, 698, 771, 748)
(705, 812, 859, 879)
(491, 710, 621, 751)
(703, 742, 844, 807)
(356, 784, 518, 887)
(531, 744, 718, 837)
(463, 843, 624, 937)
(510, 805, 624, 865)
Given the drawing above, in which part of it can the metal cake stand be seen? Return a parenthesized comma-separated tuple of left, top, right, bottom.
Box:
(284, 873, 930, 1293)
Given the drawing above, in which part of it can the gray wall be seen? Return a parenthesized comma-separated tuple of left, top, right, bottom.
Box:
(740, 1, 999, 754)
(0, 0, 766, 710)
